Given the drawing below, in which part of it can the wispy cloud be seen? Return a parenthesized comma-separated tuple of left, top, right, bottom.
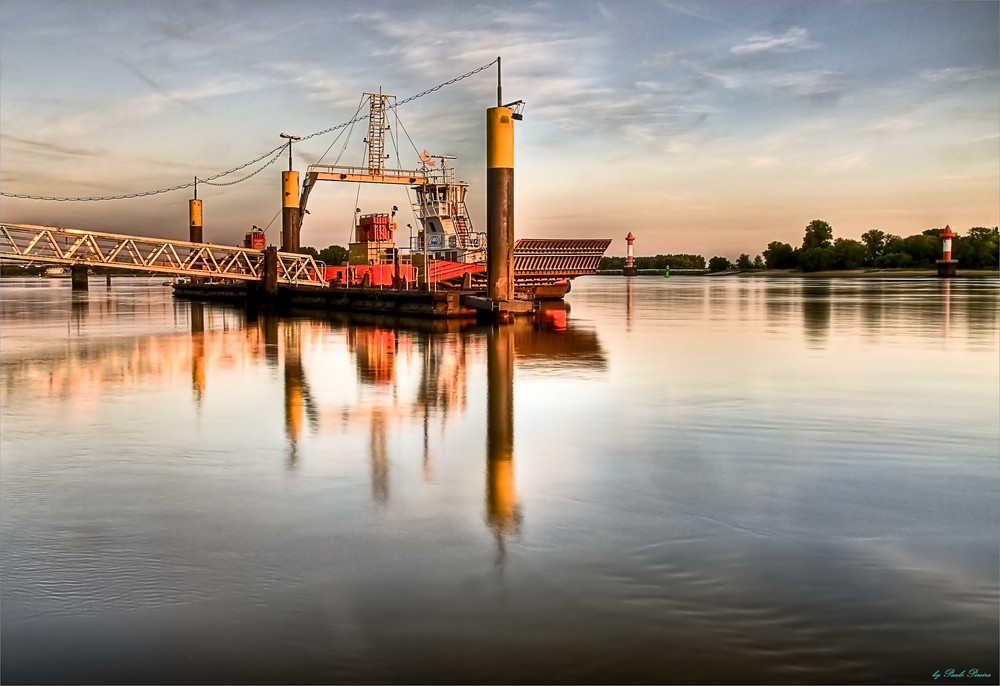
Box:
(919, 66, 1000, 83)
(699, 66, 844, 98)
(658, 1, 728, 24)
(769, 70, 842, 96)
(731, 26, 817, 55)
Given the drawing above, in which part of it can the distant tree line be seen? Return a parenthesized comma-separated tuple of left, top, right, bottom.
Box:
(617, 221, 998, 274)
(760, 220, 999, 272)
(304, 223, 999, 275)
(300, 245, 350, 265)
(599, 253, 706, 270)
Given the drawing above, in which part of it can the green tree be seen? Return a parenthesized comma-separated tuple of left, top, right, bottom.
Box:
(860, 229, 886, 265)
(708, 256, 733, 272)
(884, 234, 904, 254)
(833, 238, 867, 270)
(799, 247, 838, 272)
(902, 234, 940, 267)
(763, 241, 797, 269)
(735, 253, 753, 270)
(956, 227, 999, 268)
(874, 251, 913, 268)
(752, 254, 765, 269)
(802, 220, 834, 251)
(319, 245, 350, 265)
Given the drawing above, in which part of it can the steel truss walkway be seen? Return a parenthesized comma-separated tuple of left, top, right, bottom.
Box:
(0, 223, 327, 287)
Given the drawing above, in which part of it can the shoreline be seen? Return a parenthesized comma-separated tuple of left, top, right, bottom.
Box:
(727, 269, 998, 279)
(596, 269, 998, 279)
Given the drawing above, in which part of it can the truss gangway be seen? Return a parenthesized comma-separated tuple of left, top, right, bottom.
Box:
(0, 223, 327, 287)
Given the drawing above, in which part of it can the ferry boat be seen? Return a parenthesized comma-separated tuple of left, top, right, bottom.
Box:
(297, 92, 609, 299)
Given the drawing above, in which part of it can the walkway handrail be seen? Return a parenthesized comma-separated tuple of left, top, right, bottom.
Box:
(0, 223, 327, 287)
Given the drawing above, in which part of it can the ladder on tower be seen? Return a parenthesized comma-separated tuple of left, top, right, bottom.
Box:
(366, 93, 388, 177)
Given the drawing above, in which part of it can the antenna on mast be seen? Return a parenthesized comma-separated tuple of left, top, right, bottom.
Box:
(497, 56, 502, 107)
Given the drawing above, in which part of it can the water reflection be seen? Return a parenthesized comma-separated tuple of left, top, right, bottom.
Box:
(801, 282, 831, 347)
(2, 277, 996, 685)
(190, 302, 206, 406)
(486, 324, 520, 550)
(626, 278, 634, 332)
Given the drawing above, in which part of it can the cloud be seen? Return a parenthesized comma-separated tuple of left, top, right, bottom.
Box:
(919, 67, 1000, 83)
(699, 67, 843, 98)
(2, 135, 106, 159)
(768, 70, 842, 96)
(658, 1, 728, 24)
(731, 26, 817, 55)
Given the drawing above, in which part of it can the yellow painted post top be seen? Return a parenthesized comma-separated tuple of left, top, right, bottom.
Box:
(282, 171, 300, 208)
(486, 107, 514, 169)
(188, 199, 203, 227)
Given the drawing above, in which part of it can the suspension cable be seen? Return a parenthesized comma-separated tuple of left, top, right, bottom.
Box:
(2, 58, 499, 202)
(198, 145, 287, 187)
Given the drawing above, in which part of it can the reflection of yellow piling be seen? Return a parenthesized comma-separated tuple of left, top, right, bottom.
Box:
(486, 325, 519, 534)
(283, 324, 305, 450)
(190, 303, 205, 405)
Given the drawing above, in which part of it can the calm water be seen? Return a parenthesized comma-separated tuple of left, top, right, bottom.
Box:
(1, 275, 997, 685)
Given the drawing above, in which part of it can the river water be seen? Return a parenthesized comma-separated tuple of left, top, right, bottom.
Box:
(1, 275, 997, 684)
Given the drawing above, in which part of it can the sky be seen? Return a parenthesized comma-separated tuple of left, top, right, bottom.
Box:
(1, 0, 997, 259)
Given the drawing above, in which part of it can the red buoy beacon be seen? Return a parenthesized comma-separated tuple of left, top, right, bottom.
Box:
(937, 225, 958, 277)
(624, 232, 637, 276)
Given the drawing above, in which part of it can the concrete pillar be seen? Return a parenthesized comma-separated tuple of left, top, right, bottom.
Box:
(281, 171, 300, 254)
(486, 106, 515, 303)
(70, 264, 88, 291)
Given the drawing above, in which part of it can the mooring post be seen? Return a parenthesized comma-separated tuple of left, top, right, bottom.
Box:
(70, 264, 88, 291)
(281, 172, 300, 253)
(263, 246, 279, 299)
(280, 134, 301, 254)
(189, 185, 204, 284)
(486, 105, 515, 304)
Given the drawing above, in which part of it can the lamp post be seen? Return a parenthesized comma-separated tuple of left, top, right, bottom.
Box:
(279, 133, 301, 252)
(280, 132, 300, 171)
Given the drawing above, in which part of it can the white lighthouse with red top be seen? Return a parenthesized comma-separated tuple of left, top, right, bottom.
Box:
(623, 232, 637, 276)
(937, 225, 958, 277)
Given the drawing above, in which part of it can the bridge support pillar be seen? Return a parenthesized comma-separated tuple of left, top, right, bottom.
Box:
(71, 264, 89, 291)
